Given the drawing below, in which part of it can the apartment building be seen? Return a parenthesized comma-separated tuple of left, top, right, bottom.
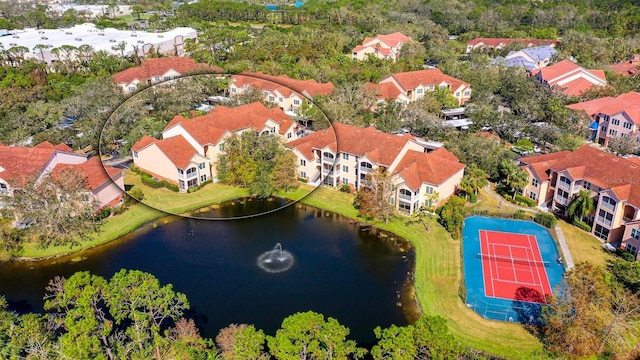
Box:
(519, 145, 640, 258)
(286, 123, 465, 214)
(351, 32, 413, 62)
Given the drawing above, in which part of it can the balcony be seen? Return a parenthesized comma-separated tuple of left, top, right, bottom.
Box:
(596, 216, 613, 227)
(600, 202, 616, 212)
(399, 193, 412, 201)
(555, 195, 569, 206)
(359, 165, 372, 173)
(556, 181, 571, 192)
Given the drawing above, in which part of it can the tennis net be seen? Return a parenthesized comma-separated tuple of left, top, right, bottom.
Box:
(475, 253, 551, 267)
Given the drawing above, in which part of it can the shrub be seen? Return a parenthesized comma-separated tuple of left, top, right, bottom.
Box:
(187, 180, 213, 193)
(515, 194, 536, 207)
(128, 186, 145, 200)
(436, 196, 466, 240)
(468, 193, 477, 203)
(513, 209, 526, 219)
(94, 207, 111, 221)
(615, 249, 636, 262)
(339, 184, 351, 193)
(162, 181, 179, 192)
(572, 218, 592, 232)
(534, 212, 557, 228)
(129, 163, 139, 173)
(141, 175, 164, 189)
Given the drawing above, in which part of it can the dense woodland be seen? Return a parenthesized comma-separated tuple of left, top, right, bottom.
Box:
(2, 0, 640, 358)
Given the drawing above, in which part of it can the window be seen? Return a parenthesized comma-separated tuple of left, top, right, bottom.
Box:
(128, 86, 136, 92)
(612, 118, 620, 126)
(428, 85, 435, 91)
(416, 88, 424, 94)
(231, 88, 237, 93)
(609, 129, 618, 136)
(164, 76, 171, 81)
(624, 122, 633, 130)
(293, 99, 301, 105)
(597, 209, 614, 226)
(455, 92, 460, 97)
(342, 165, 348, 173)
(279, 97, 283, 102)
(300, 159, 306, 166)
(287, 132, 292, 139)
(179, 180, 185, 190)
(323, 152, 334, 159)
(399, 188, 412, 200)
(268, 96, 275, 102)
(199, 162, 205, 169)
(594, 224, 610, 240)
(560, 176, 571, 186)
(425, 186, 434, 195)
(399, 201, 411, 213)
(601, 196, 617, 210)
(343, 153, 349, 160)
(532, 178, 539, 187)
(626, 243, 638, 257)
(529, 191, 537, 200)
(464, 90, 471, 96)
(186, 167, 197, 176)
(631, 228, 640, 240)
(601, 126, 607, 133)
(154, 76, 160, 81)
(177, 168, 184, 174)
(270, 127, 276, 133)
(301, 171, 307, 179)
(583, 181, 591, 191)
(133, 151, 138, 158)
(342, 177, 348, 185)
(200, 174, 207, 182)
(219, 143, 224, 151)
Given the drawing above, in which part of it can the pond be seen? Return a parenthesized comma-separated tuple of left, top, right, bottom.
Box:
(0, 200, 418, 344)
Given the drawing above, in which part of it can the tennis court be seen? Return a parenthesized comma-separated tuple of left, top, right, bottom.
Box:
(463, 216, 565, 323)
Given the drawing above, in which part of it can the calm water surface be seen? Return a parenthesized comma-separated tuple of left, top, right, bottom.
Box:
(0, 200, 417, 344)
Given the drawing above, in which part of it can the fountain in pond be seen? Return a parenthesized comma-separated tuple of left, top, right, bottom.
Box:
(257, 243, 294, 273)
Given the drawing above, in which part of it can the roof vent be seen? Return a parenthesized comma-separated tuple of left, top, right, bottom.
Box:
(109, 39, 117, 43)
(41, 36, 48, 40)
(157, 34, 164, 38)
(75, 38, 82, 41)
(131, 33, 137, 37)
(12, 35, 18, 38)
(65, 32, 72, 35)
(98, 33, 105, 36)
(137, 39, 144, 43)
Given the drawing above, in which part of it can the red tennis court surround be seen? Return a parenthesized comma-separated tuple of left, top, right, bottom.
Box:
(479, 230, 552, 303)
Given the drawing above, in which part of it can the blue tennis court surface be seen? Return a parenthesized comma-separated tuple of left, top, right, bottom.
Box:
(462, 216, 565, 323)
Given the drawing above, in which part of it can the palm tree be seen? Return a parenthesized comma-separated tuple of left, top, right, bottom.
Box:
(465, 163, 489, 195)
(568, 190, 595, 222)
(507, 167, 529, 200)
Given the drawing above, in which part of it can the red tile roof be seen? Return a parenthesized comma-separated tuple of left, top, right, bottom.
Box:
(287, 123, 418, 167)
(363, 32, 412, 48)
(608, 54, 640, 76)
(34, 141, 73, 152)
(467, 38, 559, 48)
(0, 143, 82, 186)
(234, 72, 334, 98)
(139, 135, 200, 169)
(382, 69, 470, 94)
(53, 157, 122, 190)
(131, 135, 157, 152)
(532, 59, 606, 96)
(393, 148, 465, 190)
(365, 82, 402, 99)
(164, 102, 294, 146)
(567, 92, 640, 125)
(520, 145, 640, 207)
(113, 57, 223, 84)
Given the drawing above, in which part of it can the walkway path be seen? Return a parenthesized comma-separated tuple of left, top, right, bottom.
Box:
(483, 184, 575, 270)
(483, 184, 536, 213)
(554, 225, 575, 270)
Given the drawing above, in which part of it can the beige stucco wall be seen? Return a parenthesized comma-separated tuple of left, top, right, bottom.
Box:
(133, 144, 179, 183)
(92, 172, 125, 208)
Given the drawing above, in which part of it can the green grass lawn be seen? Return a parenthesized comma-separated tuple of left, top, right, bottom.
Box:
(125, 170, 251, 214)
(558, 221, 617, 267)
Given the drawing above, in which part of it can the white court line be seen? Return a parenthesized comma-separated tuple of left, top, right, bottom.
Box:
(482, 230, 497, 297)
(479, 230, 488, 297)
(527, 235, 548, 297)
